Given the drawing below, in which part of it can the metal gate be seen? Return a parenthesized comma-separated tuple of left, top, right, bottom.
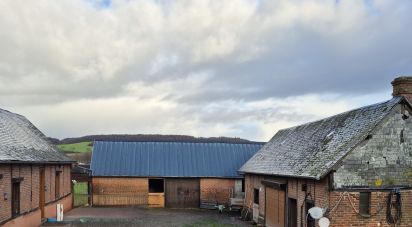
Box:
(73, 181, 92, 207)
(165, 178, 200, 208)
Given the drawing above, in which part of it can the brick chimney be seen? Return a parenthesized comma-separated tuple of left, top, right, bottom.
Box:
(392, 76, 412, 101)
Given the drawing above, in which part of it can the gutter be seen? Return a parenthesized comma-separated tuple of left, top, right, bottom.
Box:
(0, 160, 75, 164)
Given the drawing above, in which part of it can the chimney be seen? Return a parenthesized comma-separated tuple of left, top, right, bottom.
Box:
(391, 76, 412, 101)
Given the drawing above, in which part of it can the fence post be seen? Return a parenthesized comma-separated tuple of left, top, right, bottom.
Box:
(71, 181, 74, 208)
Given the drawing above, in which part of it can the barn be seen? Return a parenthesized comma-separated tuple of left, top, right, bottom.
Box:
(90, 141, 262, 208)
(239, 77, 412, 227)
(0, 108, 74, 227)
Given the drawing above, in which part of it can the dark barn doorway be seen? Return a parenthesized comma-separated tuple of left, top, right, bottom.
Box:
(165, 178, 200, 208)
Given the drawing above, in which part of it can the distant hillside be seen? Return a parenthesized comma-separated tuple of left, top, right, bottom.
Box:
(57, 142, 93, 153)
(48, 134, 264, 145)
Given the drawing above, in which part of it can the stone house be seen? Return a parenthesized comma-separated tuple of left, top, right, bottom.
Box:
(239, 77, 412, 227)
(90, 141, 262, 208)
(0, 108, 73, 227)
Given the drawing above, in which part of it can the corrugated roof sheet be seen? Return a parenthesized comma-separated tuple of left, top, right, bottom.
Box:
(240, 97, 406, 180)
(0, 108, 72, 163)
(91, 141, 263, 177)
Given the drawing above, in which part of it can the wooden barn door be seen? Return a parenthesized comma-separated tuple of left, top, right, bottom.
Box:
(39, 167, 45, 219)
(165, 178, 200, 208)
(265, 187, 286, 227)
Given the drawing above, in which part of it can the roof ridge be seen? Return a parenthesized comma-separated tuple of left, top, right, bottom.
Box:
(276, 97, 401, 133)
(94, 140, 266, 145)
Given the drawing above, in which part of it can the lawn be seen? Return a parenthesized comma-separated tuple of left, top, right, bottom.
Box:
(57, 141, 93, 153)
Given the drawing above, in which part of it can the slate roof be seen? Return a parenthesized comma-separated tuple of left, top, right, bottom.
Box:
(0, 108, 72, 163)
(91, 141, 263, 177)
(239, 97, 406, 180)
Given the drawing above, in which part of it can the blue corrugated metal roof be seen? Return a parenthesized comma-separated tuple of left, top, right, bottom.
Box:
(91, 141, 263, 178)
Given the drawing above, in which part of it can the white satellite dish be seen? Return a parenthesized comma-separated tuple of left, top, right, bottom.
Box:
(319, 217, 330, 227)
(308, 207, 324, 219)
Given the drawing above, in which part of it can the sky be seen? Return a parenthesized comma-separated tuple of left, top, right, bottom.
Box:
(0, 0, 411, 141)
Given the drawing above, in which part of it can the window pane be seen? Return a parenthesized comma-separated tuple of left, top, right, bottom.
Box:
(254, 188, 259, 204)
(359, 192, 370, 215)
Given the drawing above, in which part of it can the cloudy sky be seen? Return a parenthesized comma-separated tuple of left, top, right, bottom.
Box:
(0, 0, 411, 141)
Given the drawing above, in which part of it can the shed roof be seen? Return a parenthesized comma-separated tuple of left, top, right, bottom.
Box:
(91, 141, 263, 178)
(239, 97, 407, 180)
(0, 108, 72, 163)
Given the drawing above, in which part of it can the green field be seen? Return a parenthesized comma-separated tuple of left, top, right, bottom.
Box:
(57, 141, 92, 153)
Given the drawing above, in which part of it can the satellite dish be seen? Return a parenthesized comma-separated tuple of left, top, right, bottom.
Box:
(308, 207, 324, 219)
(319, 217, 330, 227)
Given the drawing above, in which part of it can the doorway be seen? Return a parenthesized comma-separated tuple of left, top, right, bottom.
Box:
(39, 167, 45, 219)
(288, 198, 297, 227)
(11, 181, 20, 217)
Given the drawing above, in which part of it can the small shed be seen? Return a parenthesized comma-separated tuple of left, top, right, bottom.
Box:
(90, 141, 262, 208)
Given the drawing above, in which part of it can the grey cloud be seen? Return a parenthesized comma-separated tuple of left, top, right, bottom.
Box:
(1, 0, 412, 140)
(1, 0, 411, 106)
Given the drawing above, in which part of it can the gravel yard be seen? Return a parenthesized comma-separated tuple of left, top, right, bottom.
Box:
(42, 207, 253, 227)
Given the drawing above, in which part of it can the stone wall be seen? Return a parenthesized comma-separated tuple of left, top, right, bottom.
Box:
(334, 104, 412, 188)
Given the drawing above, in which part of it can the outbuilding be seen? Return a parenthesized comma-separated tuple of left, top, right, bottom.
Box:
(0, 108, 74, 227)
(239, 77, 412, 227)
(90, 141, 262, 208)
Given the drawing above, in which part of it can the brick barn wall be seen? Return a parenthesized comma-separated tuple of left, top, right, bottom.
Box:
(200, 178, 236, 204)
(245, 173, 412, 226)
(245, 174, 330, 226)
(0, 165, 11, 221)
(0, 164, 72, 225)
(328, 190, 412, 227)
(31, 165, 39, 210)
(293, 178, 329, 227)
(244, 174, 288, 218)
(92, 177, 149, 206)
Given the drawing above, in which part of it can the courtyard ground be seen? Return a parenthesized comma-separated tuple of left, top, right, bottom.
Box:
(42, 207, 253, 227)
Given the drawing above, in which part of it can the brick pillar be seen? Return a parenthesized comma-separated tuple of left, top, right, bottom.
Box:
(392, 76, 412, 101)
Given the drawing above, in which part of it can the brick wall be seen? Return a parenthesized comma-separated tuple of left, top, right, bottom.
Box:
(0, 163, 72, 224)
(244, 174, 288, 218)
(0, 165, 11, 221)
(245, 173, 412, 226)
(92, 177, 148, 206)
(329, 190, 412, 227)
(200, 178, 236, 204)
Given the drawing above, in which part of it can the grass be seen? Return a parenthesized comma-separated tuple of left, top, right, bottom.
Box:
(73, 182, 89, 207)
(57, 141, 92, 153)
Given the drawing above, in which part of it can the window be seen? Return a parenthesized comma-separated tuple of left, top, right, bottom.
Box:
(359, 192, 371, 215)
(55, 171, 61, 199)
(149, 179, 164, 193)
(253, 188, 259, 204)
(242, 179, 245, 192)
(12, 180, 21, 217)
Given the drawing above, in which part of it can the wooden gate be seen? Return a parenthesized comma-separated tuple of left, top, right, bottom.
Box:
(265, 186, 286, 227)
(165, 178, 200, 208)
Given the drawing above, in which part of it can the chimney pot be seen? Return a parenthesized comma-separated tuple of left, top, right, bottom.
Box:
(392, 76, 412, 101)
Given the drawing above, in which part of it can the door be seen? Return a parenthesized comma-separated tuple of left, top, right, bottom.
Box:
(11, 182, 20, 217)
(288, 198, 297, 227)
(39, 167, 45, 218)
(55, 171, 60, 199)
(265, 187, 285, 227)
(165, 178, 200, 208)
